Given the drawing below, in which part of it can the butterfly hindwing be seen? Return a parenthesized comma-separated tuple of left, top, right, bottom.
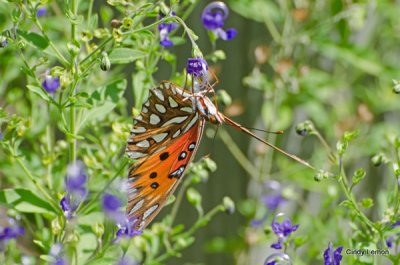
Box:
(126, 81, 205, 230)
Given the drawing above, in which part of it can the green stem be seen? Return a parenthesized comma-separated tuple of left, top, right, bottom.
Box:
(46, 113, 53, 189)
(218, 128, 257, 178)
(338, 158, 377, 231)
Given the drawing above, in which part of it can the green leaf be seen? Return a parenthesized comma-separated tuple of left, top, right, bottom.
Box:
(0, 188, 56, 216)
(339, 199, 356, 211)
(27, 85, 51, 102)
(17, 29, 49, 49)
(77, 79, 127, 131)
(109, 48, 147, 64)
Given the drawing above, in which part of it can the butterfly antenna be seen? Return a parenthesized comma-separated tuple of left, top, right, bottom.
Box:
(242, 126, 284, 135)
(222, 115, 315, 170)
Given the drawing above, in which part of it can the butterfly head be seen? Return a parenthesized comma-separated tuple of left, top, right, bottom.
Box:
(195, 95, 224, 125)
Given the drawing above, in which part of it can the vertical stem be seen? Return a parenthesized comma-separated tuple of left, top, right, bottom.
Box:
(69, 0, 79, 163)
(46, 108, 53, 189)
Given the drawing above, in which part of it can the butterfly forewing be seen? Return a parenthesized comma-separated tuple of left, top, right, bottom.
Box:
(126, 81, 205, 230)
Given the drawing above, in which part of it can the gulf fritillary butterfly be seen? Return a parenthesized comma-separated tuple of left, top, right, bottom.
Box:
(125, 81, 314, 230)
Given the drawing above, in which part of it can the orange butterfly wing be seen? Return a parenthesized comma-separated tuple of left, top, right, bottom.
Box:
(126, 81, 205, 230)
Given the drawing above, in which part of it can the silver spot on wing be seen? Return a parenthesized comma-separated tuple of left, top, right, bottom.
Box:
(168, 96, 178, 108)
(155, 104, 167, 113)
(152, 132, 169, 143)
(136, 140, 150, 148)
(143, 204, 159, 220)
(129, 199, 144, 215)
(150, 114, 161, 125)
(162, 116, 188, 126)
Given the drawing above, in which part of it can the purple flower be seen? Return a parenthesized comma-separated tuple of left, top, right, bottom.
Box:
(323, 242, 343, 265)
(391, 220, 400, 228)
(60, 161, 88, 219)
(201, 2, 237, 41)
(270, 213, 299, 249)
(116, 218, 143, 238)
(187, 58, 208, 77)
(117, 256, 138, 265)
(36, 7, 47, 17)
(262, 194, 285, 211)
(42, 75, 60, 93)
(386, 236, 395, 248)
(101, 193, 142, 238)
(49, 244, 68, 265)
(158, 12, 178, 48)
(264, 252, 292, 265)
(0, 218, 24, 252)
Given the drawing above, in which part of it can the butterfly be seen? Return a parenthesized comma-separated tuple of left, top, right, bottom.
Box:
(125, 81, 314, 230)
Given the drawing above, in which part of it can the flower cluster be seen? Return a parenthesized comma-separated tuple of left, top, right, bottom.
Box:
(270, 214, 299, 250)
(60, 161, 88, 219)
(323, 242, 343, 265)
(201, 2, 237, 41)
(101, 193, 142, 239)
(187, 58, 208, 77)
(158, 12, 178, 48)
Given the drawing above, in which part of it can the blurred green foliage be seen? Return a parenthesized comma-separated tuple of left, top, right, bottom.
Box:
(0, 0, 400, 265)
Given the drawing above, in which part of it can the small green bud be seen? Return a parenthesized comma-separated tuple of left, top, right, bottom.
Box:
(295, 120, 314, 136)
(203, 157, 217, 172)
(67, 42, 80, 55)
(112, 28, 123, 42)
(359, 198, 374, 208)
(65, 231, 80, 245)
(222, 196, 235, 214)
(94, 28, 110, 38)
(122, 17, 133, 29)
(393, 79, 400, 94)
(92, 223, 104, 238)
(11, 8, 22, 23)
(314, 170, 331, 182)
(100, 51, 111, 71)
(80, 31, 93, 42)
(186, 187, 202, 207)
(371, 153, 384, 167)
(352, 168, 366, 185)
(336, 140, 347, 156)
(51, 217, 62, 235)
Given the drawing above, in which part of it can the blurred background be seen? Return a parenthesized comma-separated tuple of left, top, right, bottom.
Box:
(1, 0, 400, 264)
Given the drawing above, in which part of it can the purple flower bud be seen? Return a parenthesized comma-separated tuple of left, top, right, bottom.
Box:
(36, 7, 47, 17)
(0, 226, 24, 241)
(261, 194, 285, 211)
(42, 75, 60, 93)
(102, 193, 122, 213)
(386, 236, 395, 248)
(323, 242, 343, 265)
(186, 58, 209, 77)
(49, 244, 68, 265)
(201, 2, 237, 41)
(60, 161, 88, 219)
(65, 160, 87, 198)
